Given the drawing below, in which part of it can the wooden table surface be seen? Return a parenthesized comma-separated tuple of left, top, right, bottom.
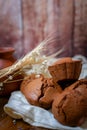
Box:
(0, 97, 54, 130)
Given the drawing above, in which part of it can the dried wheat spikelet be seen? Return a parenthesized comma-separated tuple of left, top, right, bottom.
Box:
(0, 32, 65, 81)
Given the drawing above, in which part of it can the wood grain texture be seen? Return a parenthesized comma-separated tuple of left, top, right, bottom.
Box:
(73, 0, 87, 56)
(22, 0, 48, 55)
(56, 0, 74, 57)
(22, 0, 72, 57)
(0, 0, 23, 59)
(0, 0, 87, 58)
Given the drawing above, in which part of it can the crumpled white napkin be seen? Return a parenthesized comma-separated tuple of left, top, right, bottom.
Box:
(4, 55, 87, 130)
(4, 91, 84, 130)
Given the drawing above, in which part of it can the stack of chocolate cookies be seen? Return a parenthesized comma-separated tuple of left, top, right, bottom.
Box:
(20, 57, 87, 127)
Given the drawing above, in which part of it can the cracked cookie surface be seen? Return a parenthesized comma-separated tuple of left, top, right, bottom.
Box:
(52, 79, 87, 126)
(20, 75, 62, 109)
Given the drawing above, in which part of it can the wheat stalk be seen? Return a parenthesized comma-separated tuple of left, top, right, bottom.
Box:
(0, 32, 65, 79)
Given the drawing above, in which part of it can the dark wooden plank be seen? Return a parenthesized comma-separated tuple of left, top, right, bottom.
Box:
(54, 0, 74, 57)
(73, 0, 87, 57)
(22, 0, 75, 57)
(22, 0, 48, 55)
(0, 0, 23, 59)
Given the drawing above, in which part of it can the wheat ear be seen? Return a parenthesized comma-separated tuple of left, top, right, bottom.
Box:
(0, 33, 64, 78)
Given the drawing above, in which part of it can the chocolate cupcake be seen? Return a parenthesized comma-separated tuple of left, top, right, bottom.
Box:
(48, 57, 82, 89)
(20, 74, 62, 109)
(52, 79, 87, 126)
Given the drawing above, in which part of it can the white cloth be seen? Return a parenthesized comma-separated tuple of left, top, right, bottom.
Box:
(4, 91, 84, 130)
(4, 55, 87, 130)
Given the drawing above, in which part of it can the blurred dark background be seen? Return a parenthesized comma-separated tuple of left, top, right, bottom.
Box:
(0, 0, 87, 59)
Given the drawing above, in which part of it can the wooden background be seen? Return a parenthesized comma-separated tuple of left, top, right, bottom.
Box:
(0, 0, 87, 59)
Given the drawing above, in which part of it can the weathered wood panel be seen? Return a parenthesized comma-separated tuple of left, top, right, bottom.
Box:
(22, 0, 74, 57)
(73, 0, 87, 57)
(55, 0, 74, 57)
(0, 0, 87, 58)
(0, 0, 23, 59)
(22, 0, 48, 55)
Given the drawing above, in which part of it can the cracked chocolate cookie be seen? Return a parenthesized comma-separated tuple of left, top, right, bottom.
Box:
(52, 79, 87, 126)
(20, 74, 62, 109)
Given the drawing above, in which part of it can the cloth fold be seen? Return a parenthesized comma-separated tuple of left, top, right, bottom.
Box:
(4, 55, 87, 130)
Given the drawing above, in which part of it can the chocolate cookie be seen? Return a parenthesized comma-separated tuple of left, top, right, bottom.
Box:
(20, 74, 62, 109)
(52, 79, 87, 126)
(48, 57, 82, 89)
